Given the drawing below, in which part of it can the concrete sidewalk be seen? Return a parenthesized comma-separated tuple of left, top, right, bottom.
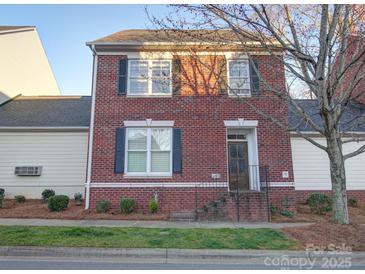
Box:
(0, 218, 313, 229)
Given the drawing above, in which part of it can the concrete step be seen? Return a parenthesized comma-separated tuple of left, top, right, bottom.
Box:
(169, 211, 196, 222)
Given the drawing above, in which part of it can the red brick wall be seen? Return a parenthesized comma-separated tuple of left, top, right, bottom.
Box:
(90, 187, 272, 221)
(269, 187, 297, 212)
(91, 54, 293, 184)
(90, 187, 224, 212)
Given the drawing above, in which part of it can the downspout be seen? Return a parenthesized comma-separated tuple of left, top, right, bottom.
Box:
(85, 44, 98, 210)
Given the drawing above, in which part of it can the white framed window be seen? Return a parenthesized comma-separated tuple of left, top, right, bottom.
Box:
(128, 60, 172, 96)
(227, 59, 251, 96)
(125, 127, 172, 176)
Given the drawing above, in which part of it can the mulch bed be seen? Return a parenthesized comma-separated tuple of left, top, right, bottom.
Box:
(282, 222, 365, 251)
(272, 203, 365, 224)
(0, 199, 168, 221)
(276, 203, 365, 251)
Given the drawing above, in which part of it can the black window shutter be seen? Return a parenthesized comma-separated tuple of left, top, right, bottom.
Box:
(219, 57, 227, 95)
(118, 59, 128, 95)
(249, 58, 260, 95)
(172, 128, 182, 173)
(172, 58, 182, 95)
(115, 128, 125, 173)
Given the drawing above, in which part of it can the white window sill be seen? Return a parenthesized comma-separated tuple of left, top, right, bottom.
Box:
(126, 94, 172, 98)
(228, 93, 252, 97)
(124, 174, 173, 179)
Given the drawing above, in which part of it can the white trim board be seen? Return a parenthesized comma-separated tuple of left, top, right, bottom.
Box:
(89, 181, 293, 188)
(90, 182, 228, 188)
(266, 182, 295, 187)
(224, 119, 258, 127)
(0, 127, 89, 132)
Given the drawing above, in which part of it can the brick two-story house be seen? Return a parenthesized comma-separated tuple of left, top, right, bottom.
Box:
(84, 29, 297, 221)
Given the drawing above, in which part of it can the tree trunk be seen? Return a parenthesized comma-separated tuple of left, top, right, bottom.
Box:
(326, 134, 349, 224)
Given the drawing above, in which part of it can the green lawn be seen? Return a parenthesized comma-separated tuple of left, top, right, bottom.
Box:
(0, 226, 297, 250)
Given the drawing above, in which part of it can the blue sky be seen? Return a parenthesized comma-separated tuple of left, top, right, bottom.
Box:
(0, 4, 169, 95)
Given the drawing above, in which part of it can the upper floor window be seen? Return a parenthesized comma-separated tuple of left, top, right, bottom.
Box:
(128, 60, 172, 96)
(228, 60, 251, 96)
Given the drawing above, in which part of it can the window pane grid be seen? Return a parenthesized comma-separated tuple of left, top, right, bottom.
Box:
(128, 60, 172, 96)
(126, 128, 172, 174)
(228, 59, 251, 96)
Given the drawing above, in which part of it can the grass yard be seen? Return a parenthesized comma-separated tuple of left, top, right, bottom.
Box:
(0, 226, 297, 250)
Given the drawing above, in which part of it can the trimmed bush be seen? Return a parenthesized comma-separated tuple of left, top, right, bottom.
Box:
(280, 210, 294, 218)
(74, 193, 83, 206)
(96, 200, 111, 213)
(149, 199, 158, 214)
(348, 197, 358, 207)
(307, 193, 332, 215)
(120, 197, 136, 214)
(0, 188, 4, 208)
(270, 204, 278, 214)
(42, 189, 55, 202)
(14, 195, 26, 203)
(48, 195, 69, 212)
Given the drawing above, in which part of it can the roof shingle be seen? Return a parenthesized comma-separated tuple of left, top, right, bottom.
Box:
(289, 99, 365, 132)
(91, 29, 256, 44)
(0, 96, 91, 127)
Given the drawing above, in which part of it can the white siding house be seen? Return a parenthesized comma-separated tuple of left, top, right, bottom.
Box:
(0, 131, 88, 198)
(291, 137, 365, 190)
(0, 96, 90, 198)
(0, 26, 60, 104)
(289, 99, 365, 192)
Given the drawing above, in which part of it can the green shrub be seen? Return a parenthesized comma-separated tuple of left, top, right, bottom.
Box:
(270, 204, 278, 214)
(48, 195, 69, 212)
(96, 200, 111, 213)
(42, 189, 55, 202)
(74, 193, 83, 206)
(348, 197, 358, 207)
(280, 210, 294, 218)
(120, 197, 136, 214)
(14, 195, 26, 203)
(0, 188, 4, 208)
(307, 193, 332, 215)
(149, 199, 158, 213)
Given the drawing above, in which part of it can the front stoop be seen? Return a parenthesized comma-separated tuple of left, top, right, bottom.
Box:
(194, 192, 270, 222)
(169, 211, 196, 222)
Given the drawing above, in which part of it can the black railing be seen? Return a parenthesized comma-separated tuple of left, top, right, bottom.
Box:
(194, 165, 271, 222)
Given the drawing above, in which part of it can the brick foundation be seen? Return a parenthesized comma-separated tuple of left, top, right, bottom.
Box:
(268, 186, 297, 212)
(90, 186, 274, 222)
(90, 186, 224, 212)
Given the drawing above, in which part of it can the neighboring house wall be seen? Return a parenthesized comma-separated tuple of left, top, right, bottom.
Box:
(0, 27, 60, 103)
(291, 136, 365, 202)
(0, 131, 87, 198)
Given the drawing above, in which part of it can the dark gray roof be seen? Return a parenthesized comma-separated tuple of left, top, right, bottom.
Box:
(0, 96, 91, 127)
(289, 99, 365, 132)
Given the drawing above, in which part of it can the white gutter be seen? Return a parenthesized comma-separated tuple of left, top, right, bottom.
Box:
(0, 127, 89, 131)
(85, 44, 98, 210)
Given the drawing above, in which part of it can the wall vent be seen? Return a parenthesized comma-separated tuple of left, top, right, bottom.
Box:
(14, 166, 42, 176)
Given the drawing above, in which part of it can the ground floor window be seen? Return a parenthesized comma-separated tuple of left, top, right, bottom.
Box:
(125, 127, 172, 176)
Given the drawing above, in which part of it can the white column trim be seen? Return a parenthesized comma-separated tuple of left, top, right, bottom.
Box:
(85, 47, 98, 210)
